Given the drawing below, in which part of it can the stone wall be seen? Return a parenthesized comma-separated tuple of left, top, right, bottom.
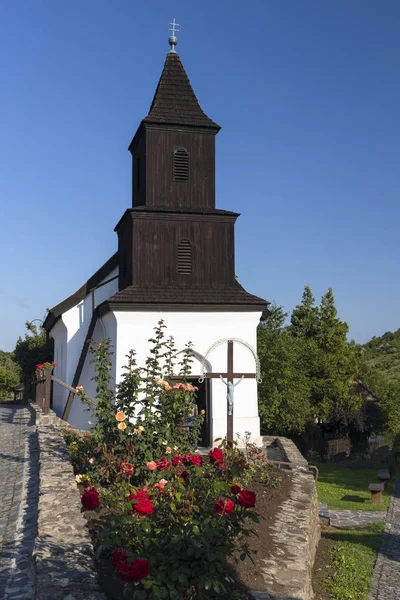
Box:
(250, 437, 320, 600)
(31, 403, 319, 600)
(30, 402, 105, 600)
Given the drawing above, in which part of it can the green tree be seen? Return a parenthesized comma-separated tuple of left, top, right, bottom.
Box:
(358, 362, 400, 441)
(14, 321, 54, 385)
(290, 284, 319, 338)
(257, 304, 312, 434)
(0, 351, 21, 401)
(313, 288, 361, 426)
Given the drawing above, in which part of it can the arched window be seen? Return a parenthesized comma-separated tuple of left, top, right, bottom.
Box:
(177, 239, 193, 274)
(174, 148, 189, 182)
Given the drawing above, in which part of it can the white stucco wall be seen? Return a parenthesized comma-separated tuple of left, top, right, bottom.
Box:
(51, 318, 68, 415)
(49, 267, 118, 422)
(112, 311, 262, 445)
(68, 312, 117, 429)
(49, 268, 263, 443)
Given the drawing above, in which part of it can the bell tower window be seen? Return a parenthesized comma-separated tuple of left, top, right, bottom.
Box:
(177, 239, 193, 274)
(174, 148, 189, 182)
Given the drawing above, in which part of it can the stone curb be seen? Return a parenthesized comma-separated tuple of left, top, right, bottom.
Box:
(29, 404, 105, 600)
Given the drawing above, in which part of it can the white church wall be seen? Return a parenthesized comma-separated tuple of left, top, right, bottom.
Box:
(68, 311, 117, 430)
(51, 318, 68, 416)
(61, 267, 119, 390)
(49, 266, 118, 423)
(112, 310, 262, 445)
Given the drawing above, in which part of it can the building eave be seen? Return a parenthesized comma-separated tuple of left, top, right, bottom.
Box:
(43, 252, 119, 332)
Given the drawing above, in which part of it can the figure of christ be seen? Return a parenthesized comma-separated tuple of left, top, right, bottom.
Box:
(219, 375, 244, 416)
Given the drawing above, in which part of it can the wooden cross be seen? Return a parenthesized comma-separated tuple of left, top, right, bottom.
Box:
(203, 340, 256, 443)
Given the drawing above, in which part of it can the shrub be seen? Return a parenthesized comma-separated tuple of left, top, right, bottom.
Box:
(67, 322, 261, 599)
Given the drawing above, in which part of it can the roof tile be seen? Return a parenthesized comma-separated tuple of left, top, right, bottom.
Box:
(143, 52, 220, 129)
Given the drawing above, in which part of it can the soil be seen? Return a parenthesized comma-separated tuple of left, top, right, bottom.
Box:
(230, 470, 293, 592)
(85, 471, 294, 598)
(311, 527, 335, 600)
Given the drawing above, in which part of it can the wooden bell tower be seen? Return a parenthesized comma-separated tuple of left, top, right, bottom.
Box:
(110, 38, 267, 314)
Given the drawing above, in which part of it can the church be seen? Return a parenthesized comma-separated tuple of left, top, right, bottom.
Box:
(43, 31, 268, 446)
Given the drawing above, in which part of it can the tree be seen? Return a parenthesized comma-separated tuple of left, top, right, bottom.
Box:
(313, 288, 361, 426)
(0, 351, 21, 401)
(290, 284, 319, 338)
(359, 362, 400, 441)
(257, 304, 312, 434)
(259, 288, 362, 436)
(14, 322, 54, 386)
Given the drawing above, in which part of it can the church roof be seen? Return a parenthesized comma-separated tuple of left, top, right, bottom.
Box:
(143, 52, 220, 130)
(43, 253, 119, 332)
(105, 281, 268, 311)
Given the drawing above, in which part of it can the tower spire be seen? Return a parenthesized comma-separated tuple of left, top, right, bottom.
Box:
(168, 18, 179, 53)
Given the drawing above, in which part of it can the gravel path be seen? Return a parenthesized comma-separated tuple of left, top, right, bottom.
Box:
(0, 405, 38, 600)
(369, 479, 400, 600)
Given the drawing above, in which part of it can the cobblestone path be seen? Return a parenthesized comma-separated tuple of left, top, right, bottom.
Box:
(369, 479, 400, 600)
(0, 405, 37, 600)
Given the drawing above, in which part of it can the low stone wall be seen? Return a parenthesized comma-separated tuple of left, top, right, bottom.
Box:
(250, 437, 320, 600)
(30, 403, 105, 600)
(263, 435, 309, 466)
(31, 405, 319, 600)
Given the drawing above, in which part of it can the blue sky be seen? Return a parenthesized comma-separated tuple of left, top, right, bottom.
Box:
(1, 0, 399, 351)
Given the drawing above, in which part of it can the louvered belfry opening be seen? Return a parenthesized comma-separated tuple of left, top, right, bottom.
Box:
(177, 239, 193, 274)
(174, 148, 189, 182)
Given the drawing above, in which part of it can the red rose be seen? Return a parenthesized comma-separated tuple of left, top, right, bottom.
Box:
(114, 557, 150, 582)
(182, 453, 203, 466)
(114, 559, 130, 582)
(129, 490, 154, 516)
(213, 496, 235, 515)
(81, 487, 99, 510)
(231, 485, 241, 495)
(157, 457, 171, 471)
(172, 455, 184, 466)
(128, 558, 150, 581)
(238, 489, 256, 508)
(179, 470, 189, 480)
(111, 548, 127, 568)
(83, 481, 90, 489)
(209, 448, 224, 465)
(120, 461, 134, 477)
(257, 455, 263, 460)
(190, 454, 203, 467)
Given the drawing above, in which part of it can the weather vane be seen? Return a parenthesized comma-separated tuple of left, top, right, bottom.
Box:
(168, 18, 180, 53)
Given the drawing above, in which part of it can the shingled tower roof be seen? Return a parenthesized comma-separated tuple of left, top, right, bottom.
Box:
(143, 52, 220, 130)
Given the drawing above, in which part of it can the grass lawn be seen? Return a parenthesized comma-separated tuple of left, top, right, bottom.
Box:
(323, 523, 383, 600)
(313, 523, 383, 600)
(316, 464, 392, 511)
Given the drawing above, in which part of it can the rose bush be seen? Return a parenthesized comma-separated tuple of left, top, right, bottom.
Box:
(98, 447, 258, 599)
(66, 322, 268, 599)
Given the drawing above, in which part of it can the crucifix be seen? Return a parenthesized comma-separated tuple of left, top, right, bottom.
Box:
(200, 339, 260, 443)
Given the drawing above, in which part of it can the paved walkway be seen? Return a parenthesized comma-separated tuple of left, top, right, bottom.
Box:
(319, 502, 387, 528)
(369, 479, 400, 600)
(0, 405, 38, 600)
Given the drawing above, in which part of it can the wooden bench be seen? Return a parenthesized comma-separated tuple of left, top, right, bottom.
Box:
(378, 469, 391, 488)
(368, 483, 384, 504)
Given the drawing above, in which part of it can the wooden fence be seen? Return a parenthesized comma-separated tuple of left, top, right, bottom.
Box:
(33, 368, 95, 416)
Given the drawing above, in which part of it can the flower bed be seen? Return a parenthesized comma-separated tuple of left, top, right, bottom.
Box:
(64, 322, 283, 599)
